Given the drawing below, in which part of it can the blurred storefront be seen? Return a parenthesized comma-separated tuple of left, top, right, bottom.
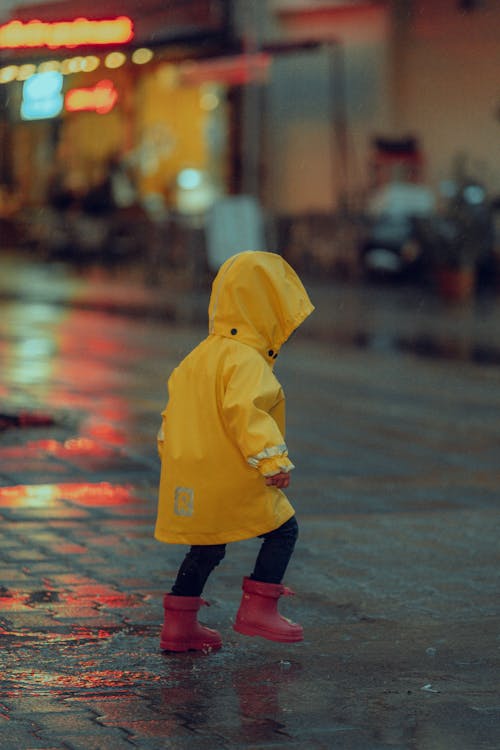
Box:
(0, 0, 396, 277)
(0, 0, 243, 218)
(3, 1, 498, 282)
(1, 0, 395, 223)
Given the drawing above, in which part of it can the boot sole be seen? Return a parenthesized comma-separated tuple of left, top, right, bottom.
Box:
(233, 622, 303, 643)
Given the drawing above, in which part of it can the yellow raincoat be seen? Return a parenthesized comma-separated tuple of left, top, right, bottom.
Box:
(155, 251, 314, 545)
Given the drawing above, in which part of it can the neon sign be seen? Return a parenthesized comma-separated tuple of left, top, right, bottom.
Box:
(65, 79, 118, 114)
(0, 17, 133, 50)
(21, 71, 63, 120)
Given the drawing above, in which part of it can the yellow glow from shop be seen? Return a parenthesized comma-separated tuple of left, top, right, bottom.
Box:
(157, 63, 178, 89)
(105, 52, 126, 69)
(0, 65, 18, 83)
(60, 108, 124, 164)
(136, 72, 208, 198)
(132, 47, 153, 65)
(38, 60, 60, 73)
(17, 63, 36, 80)
(82, 56, 100, 72)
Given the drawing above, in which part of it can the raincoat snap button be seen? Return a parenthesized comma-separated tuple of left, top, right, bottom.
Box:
(268, 349, 274, 357)
(231, 328, 237, 335)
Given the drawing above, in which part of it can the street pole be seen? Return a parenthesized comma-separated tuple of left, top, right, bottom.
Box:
(240, 0, 265, 199)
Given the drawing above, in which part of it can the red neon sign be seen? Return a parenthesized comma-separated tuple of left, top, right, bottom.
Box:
(65, 80, 118, 115)
(0, 17, 133, 49)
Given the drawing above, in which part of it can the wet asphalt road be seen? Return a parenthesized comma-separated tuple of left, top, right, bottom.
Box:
(0, 256, 499, 749)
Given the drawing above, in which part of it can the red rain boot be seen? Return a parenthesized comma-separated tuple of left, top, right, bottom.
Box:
(233, 577, 303, 643)
(160, 594, 222, 652)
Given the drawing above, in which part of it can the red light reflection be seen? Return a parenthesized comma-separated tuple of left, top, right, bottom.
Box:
(0, 437, 114, 457)
(84, 422, 126, 445)
(4, 669, 158, 693)
(0, 482, 134, 507)
(0, 591, 29, 609)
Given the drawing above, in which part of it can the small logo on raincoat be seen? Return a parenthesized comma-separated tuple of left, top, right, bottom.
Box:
(174, 487, 194, 516)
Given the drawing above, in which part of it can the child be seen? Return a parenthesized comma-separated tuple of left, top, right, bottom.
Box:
(155, 251, 314, 652)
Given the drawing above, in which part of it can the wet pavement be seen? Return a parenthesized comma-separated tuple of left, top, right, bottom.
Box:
(0, 253, 499, 749)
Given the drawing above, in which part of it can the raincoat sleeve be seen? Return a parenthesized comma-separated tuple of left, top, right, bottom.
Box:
(222, 354, 295, 477)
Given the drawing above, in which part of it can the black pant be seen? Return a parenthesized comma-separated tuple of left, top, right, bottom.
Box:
(171, 516, 299, 597)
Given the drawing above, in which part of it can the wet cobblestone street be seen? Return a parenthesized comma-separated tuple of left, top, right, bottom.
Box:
(1, 257, 499, 749)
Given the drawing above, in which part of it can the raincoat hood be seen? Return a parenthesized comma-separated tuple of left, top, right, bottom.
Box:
(208, 251, 314, 360)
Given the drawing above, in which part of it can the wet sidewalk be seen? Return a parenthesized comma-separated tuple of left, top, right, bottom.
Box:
(0, 253, 499, 749)
(1, 252, 500, 362)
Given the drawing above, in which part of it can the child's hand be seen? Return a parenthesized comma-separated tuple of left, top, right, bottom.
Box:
(265, 472, 290, 489)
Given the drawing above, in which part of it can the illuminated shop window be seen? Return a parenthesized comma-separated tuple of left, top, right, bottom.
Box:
(21, 71, 63, 120)
(157, 63, 178, 89)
